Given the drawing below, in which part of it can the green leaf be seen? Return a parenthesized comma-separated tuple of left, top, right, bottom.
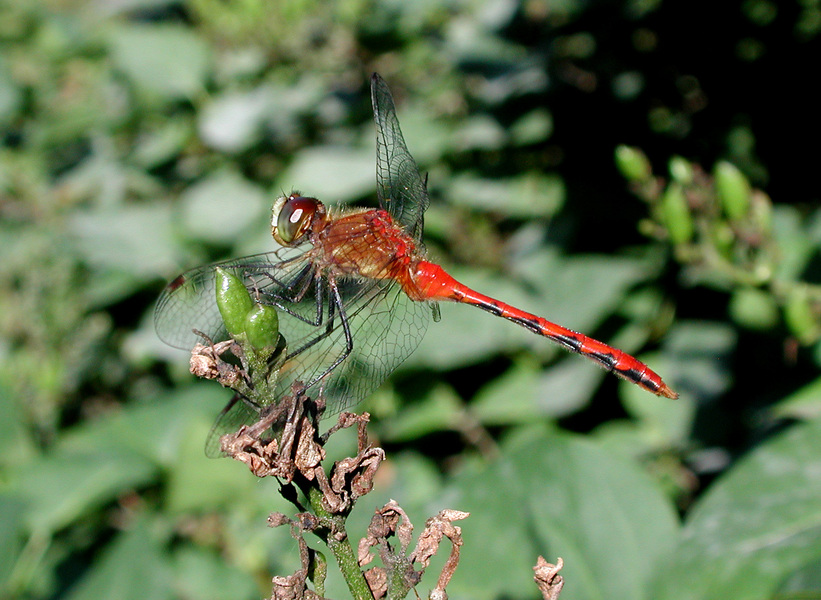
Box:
(179, 170, 267, 245)
(446, 171, 565, 218)
(65, 516, 173, 600)
(651, 418, 821, 600)
(770, 376, 821, 421)
(379, 383, 463, 441)
(10, 448, 156, 534)
(131, 117, 193, 168)
(0, 493, 27, 591)
(665, 321, 737, 400)
(447, 427, 679, 600)
(453, 114, 507, 151)
(471, 360, 541, 425)
(728, 287, 780, 330)
(0, 381, 36, 469)
(173, 547, 258, 600)
(163, 417, 258, 513)
(68, 202, 178, 303)
(56, 385, 229, 465)
(617, 353, 695, 447)
(510, 108, 553, 146)
(406, 268, 528, 370)
(278, 146, 374, 205)
(774, 555, 821, 598)
(108, 24, 211, 100)
(513, 251, 654, 338)
(0, 59, 23, 125)
(784, 286, 820, 344)
(199, 88, 272, 153)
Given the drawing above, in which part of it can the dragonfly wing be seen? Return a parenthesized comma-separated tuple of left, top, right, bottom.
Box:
(312, 277, 432, 414)
(157, 247, 432, 453)
(204, 393, 262, 458)
(154, 248, 307, 350)
(371, 73, 430, 244)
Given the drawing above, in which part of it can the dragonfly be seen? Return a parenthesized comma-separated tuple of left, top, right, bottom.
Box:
(155, 73, 677, 456)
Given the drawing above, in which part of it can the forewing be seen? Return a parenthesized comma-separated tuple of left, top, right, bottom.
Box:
(371, 73, 430, 243)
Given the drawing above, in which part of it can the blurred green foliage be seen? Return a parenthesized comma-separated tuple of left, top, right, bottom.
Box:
(2, 0, 821, 599)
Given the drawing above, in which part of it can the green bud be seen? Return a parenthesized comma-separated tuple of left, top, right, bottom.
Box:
(711, 222, 735, 258)
(661, 183, 694, 244)
(615, 145, 652, 182)
(215, 267, 254, 338)
(784, 287, 820, 345)
(715, 161, 751, 220)
(750, 190, 773, 234)
(309, 549, 328, 591)
(243, 302, 280, 351)
(668, 156, 694, 185)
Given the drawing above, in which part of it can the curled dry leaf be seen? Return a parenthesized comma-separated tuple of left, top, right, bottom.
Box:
(359, 501, 469, 600)
(189, 340, 245, 387)
(363, 566, 388, 599)
(533, 556, 564, 600)
(271, 572, 321, 600)
(360, 500, 414, 567)
(410, 509, 469, 568)
(219, 382, 326, 480)
(330, 448, 386, 504)
(268, 512, 292, 528)
(413, 509, 469, 597)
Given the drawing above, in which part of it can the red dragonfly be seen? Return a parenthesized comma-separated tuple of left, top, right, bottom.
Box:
(156, 74, 677, 455)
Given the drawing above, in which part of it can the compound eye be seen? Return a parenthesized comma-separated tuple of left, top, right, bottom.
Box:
(272, 195, 318, 245)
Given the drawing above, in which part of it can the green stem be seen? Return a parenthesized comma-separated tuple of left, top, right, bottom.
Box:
(386, 560, 413, 600)
(303, 484, 375, 600)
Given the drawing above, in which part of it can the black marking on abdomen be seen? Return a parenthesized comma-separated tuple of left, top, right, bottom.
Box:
(588, 351, 618, 371)
(474, 300, 505, 318)
(510, 315, 542, 335)
(554, 334, 583, 353)
(619, 367, 653, 388)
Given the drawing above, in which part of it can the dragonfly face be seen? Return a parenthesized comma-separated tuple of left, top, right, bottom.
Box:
(272, 194, 324, 246)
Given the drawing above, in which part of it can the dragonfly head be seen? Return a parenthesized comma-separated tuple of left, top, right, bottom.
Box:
(271, 194, 322, 246)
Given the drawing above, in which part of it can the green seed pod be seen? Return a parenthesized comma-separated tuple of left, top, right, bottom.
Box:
(215, 267, 254, 338)
(661, 183, 694, 244)
(715, 161, 751, 220)
(243, 302, 280, 351)
(615, 145, 652, 182)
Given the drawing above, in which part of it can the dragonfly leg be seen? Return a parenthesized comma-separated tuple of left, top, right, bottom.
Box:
(295, 281, 354, 390)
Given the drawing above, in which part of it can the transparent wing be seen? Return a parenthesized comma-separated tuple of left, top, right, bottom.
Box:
(371, 73, 430, 243)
